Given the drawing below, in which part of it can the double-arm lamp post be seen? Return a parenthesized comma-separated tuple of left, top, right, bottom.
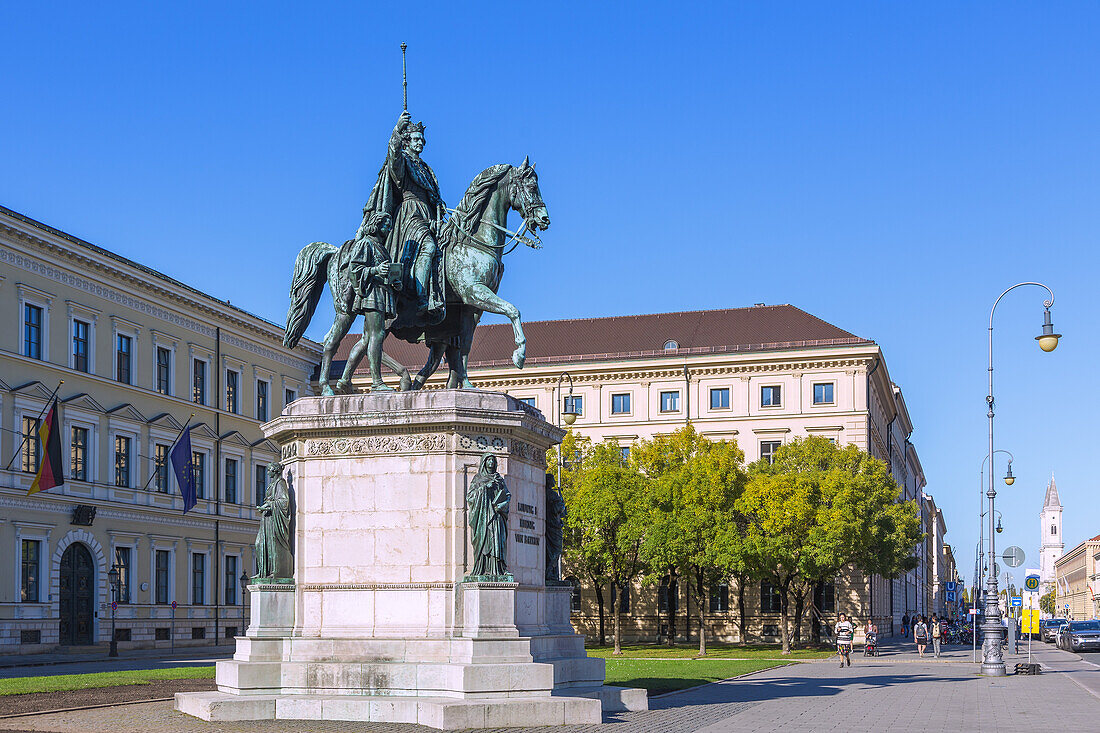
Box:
(973, 451, 1012, 662)
(981, 282, 1060, 676)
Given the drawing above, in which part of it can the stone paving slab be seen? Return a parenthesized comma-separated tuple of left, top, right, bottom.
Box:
(1, 643, 1097, 732)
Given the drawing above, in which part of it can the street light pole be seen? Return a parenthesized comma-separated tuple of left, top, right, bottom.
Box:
(555, 372, 579, 488)
(973, 451, 1013, 662)
(982, 282, 1060, 676)
(107, 563, 120, 658)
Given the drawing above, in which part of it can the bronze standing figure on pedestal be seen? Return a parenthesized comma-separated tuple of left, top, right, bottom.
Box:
(254, 462, 292, 581)
(465, 453, 512, 581)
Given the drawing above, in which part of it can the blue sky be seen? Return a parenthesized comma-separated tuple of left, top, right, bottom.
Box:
(5, 2, 1099, 594)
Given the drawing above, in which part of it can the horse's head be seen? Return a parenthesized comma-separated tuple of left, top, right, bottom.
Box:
(510, 156, 550, 231)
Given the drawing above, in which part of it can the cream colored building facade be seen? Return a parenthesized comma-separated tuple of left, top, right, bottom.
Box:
(1054, 534, 1100, 621)
(0, 205, 320, 651)
(351, 307, 949, 641)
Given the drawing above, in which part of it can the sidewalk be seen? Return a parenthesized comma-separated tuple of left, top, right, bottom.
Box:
(0, 640, 1095, 732)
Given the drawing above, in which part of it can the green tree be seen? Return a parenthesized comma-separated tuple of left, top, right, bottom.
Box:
(564, 440, 650, 655)
(551, 432, 612, 645)
(1040, 589, 1056, 616)
(739, 437, 923, 654)
(636, 426, 748, 655)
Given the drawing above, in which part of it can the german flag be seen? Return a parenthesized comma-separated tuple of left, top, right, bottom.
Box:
(28, 398, 63, 496)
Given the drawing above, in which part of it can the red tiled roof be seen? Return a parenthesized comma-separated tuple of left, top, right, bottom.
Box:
(331, 304, 872, 374)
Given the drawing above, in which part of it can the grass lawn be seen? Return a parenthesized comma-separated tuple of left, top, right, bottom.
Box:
(603, 658, 791, 695)
(587, 643, 835, 660)
(0, 666, 216, 696)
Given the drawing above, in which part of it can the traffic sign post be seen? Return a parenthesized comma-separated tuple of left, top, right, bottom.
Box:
(1010, 597, 1023, 607)
(1024, 575, 1040, 592)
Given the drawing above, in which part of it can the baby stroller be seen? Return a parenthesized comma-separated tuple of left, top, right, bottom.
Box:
(863, 631, 878, 657)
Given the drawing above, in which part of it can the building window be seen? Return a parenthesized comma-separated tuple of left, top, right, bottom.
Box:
(116, 335, 132, 384)
(115, 547, 132, 604)
(21, 417, 40, 473)
(225, 555, 239, 605)
(70, 426, 89, 482)
(567, 577, 582, 613)
(760, 440, 781, 464)
(226, 370, 239, 414)
(192, 553, 205, 605)
(255, 464, 267, 506)
(256, 380, 269, 422)
(658, 577, 678, 612)
(761, 581, 782, 613)
(611, 393, 631, 414)
(153, 443, 170, 492)
(72, 320, 90, 372)
(663, 339, 679, 350)
(193, 360, 207, 405)
(1052, 525, 1057, 535)
(156, 347, 171, 395)
(155, 550, 170, 604)
(285, 388, 297, 407)
(192, 452, 206, 500)
(619, 446, 631, 464)
(610, 583, 631, 614)
(761, 385, 782, 407)
(814, 580, 836, 613)
(660, 391, 680, 413)
(224, 458, 238, 504)
(21, 540, 40, 603)
(114, 435, 131, 488)
(709, 582, 730, 613)
(813, 382, 834, 405)
(563, 395, 583, 417)
(24, 304, 44, 360)
(710, 388, 730, 410)
(517, 397, 536, 408)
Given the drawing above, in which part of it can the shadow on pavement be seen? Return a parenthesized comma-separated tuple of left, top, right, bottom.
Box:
(650, 670, 973, 710)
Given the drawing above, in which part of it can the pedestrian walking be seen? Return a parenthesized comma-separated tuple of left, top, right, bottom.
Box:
(835, 613, 855, 668)
(902, 612, 910, 638)
(914, 615, 929, 658)
(931, 613, 942, 658)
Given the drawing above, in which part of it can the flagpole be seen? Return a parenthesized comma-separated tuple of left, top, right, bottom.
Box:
(4, 380, 63, 472)
(141, 413, 194, 491)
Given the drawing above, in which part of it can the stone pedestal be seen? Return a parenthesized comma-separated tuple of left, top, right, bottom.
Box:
(176, 390, 646, 729)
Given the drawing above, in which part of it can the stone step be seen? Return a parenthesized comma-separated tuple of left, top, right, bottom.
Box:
(176, 691, 603, 729)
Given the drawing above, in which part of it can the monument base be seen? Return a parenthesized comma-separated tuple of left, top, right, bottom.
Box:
(175, 391, 647, 729)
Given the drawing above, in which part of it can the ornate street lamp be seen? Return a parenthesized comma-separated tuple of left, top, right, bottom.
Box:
(974, 449, 1014, 661)
(239, 571, 250, 635)
(981, 282, 1060, 676)
(555, 373, 579, 488)
(107, 563, 120, 658)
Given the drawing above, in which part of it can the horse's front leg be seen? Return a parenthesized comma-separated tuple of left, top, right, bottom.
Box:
(321, 313, 356, 395)
(464, 284, 526, 369)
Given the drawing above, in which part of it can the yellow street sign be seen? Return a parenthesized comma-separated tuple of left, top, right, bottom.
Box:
(1022, 608, 1041, 634)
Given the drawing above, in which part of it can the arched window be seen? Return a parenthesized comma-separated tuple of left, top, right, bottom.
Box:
(663, 339, 678, 350)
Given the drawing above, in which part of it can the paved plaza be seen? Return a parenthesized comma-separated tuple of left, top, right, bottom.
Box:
(0, 641, 1097, 733)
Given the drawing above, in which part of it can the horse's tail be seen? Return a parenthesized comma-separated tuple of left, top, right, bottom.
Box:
(283, 241, 337, 348)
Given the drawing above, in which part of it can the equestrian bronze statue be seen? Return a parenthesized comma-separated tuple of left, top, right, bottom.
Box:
(283, 109, 550, 394)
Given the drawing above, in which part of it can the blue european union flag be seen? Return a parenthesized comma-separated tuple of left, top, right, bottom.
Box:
(170, 426, 197, 513)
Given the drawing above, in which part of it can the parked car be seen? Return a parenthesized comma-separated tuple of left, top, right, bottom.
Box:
(1060, 621, 1100, 652)
(1042, 618, 1069, 642)
(1056, 623, 1072, 650)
